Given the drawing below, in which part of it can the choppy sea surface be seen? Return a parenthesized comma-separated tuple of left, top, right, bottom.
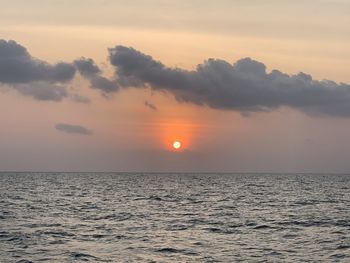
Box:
(0, 173, 349, 262)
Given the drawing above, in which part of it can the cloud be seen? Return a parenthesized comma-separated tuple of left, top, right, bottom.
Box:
(108, 45, 350, 117)
(73, 57, 101, 77)
(55, 123, 92, 135)
(144, 100, 157, 111)
(3, 40, 350, 118)
(69, 94, 91, 104)
(89, 75, 119, 93)
(0, 40, 75, 84)
(11, 81, 68, 101)
(0, 39, 77, 102)
(74, 57, 119, 93)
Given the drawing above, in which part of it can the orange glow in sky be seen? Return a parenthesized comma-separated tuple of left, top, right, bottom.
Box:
(158, 120, 196, 151)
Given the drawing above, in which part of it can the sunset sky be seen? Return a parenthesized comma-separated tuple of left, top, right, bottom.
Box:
(0, 0, 349, 172)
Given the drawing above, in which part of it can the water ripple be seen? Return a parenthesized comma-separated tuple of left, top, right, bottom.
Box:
(0, 172, 349, 262)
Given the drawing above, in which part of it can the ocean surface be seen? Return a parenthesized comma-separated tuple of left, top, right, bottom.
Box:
(0, 173, 349, 262)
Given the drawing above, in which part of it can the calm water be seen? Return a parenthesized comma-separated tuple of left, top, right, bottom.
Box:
(0, 173, 349, 262)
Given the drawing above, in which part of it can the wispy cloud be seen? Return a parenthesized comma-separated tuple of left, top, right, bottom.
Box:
(144, 100, 157, 111)
(55, 123, 92, 135)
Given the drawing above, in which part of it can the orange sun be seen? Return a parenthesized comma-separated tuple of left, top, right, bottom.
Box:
(172, 141, 181, 150)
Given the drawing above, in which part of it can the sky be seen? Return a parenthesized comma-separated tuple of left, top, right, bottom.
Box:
(0, 0, 349, 172)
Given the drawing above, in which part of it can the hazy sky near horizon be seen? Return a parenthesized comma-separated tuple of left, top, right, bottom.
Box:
(0, 0, 350, 172)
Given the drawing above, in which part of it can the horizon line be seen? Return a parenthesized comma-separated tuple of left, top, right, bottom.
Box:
(0, 170, 349, 175)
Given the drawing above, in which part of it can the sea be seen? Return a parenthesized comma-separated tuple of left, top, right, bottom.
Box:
(0, 172, 349, 262)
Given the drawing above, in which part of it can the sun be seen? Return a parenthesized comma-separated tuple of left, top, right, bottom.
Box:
(172, 141, 181, 150)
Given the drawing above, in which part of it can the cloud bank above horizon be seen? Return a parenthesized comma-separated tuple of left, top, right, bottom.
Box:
(1, 39, 350, 117)
(108, 46, 350, 117)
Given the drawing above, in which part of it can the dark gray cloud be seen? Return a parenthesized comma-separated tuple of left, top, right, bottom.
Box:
(55, 123, 92, 135)
(74, 57, 119, 93)
(0, 40, 75, 84)
(89, 75, 119, 93)
(0, 39, 79, 102)
(3, 40, 350, 118)
(108, 45, 350, 117)
(74, 57, 101, 77)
